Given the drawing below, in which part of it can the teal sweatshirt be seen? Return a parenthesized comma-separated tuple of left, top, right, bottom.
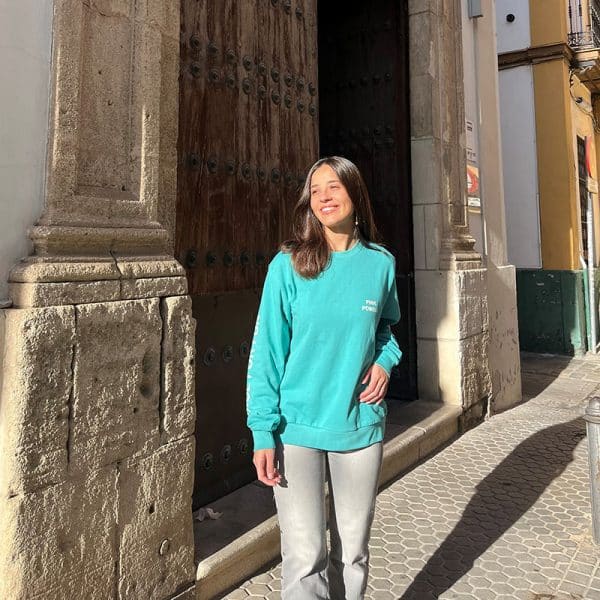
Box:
(246, 239, 402, 451)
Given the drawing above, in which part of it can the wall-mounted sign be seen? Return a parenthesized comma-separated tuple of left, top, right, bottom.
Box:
(466, 119, 477, 164)
(467, 163, 480, 208)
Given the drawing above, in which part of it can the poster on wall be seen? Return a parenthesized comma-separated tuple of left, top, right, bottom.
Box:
(467, 163, 480, 208)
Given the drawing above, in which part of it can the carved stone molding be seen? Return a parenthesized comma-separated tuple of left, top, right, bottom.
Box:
(409, 0, 482, 271)
(18, 0, 180, 271)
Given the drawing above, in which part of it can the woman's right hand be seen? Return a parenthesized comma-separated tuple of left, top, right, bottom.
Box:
(253, 449, 281, 486)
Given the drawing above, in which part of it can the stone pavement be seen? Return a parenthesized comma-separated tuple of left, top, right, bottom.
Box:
(222, 352, 600, 599)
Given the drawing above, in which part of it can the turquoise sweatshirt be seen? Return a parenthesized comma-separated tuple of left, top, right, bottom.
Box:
(246, 239, 402, 451)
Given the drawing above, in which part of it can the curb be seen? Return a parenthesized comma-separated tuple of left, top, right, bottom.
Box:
(196, 401, 462, 600)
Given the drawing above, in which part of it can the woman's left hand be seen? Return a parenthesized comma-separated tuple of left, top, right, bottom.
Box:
(358, 364, 390, 405)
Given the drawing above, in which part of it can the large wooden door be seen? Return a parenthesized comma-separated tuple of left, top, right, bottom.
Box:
(177, 0, 318, 508)
(318, 0, 415, 400)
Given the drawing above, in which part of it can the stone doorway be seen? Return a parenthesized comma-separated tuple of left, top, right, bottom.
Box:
(176, 0, 414, 511)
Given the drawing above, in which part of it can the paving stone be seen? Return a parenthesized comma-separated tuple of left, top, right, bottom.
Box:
(244, 583, 271, 596)
(223, 590, 248, 599)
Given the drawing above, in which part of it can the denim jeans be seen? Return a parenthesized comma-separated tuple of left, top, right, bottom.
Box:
(273, 442, 384, 600)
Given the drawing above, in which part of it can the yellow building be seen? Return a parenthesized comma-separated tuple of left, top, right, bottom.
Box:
(497, 0, 600, 355)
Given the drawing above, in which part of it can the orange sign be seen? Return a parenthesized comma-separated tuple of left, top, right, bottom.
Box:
(467, 164, 479, 196)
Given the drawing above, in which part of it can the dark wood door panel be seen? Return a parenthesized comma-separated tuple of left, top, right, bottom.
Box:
(177, 0, 319, 296)
(177, 0, 319, 507)
(318, 0, 415, 399)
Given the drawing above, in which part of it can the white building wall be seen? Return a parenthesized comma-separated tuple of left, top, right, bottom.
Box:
(461, 1, 485, 259)
(461, 0, 522, 412)
(0, 0, 53, 302)
(498, 66, 541, 269)
(495, 0, 531, 53)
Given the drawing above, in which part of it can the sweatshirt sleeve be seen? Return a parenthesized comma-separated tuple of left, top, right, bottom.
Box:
(246, 253, 293, 451)
(373, 259, 403, 377)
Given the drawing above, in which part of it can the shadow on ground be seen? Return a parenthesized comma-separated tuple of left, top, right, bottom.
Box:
(399, 417, 586, 599)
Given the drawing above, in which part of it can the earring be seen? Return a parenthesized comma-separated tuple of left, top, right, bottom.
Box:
(354, 214, 359, 238)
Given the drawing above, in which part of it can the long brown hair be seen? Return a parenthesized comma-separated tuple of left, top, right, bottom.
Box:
(281, 156, 383, 278)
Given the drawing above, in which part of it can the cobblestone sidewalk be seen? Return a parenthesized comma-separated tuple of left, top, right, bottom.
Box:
(223, 353, 600, 599)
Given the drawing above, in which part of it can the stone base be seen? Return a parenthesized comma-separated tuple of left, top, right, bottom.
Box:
(0, 289, 196, 599)
(415, 268, 491, 409)
(487, 264, 522, 412)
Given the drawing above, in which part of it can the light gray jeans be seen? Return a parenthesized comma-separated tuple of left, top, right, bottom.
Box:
(273, 442, 384, 600)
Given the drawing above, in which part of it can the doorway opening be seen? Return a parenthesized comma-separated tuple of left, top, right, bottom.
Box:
(176, 0, 414, 513)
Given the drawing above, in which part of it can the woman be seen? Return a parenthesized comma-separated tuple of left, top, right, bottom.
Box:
(246, 156, 402, 599)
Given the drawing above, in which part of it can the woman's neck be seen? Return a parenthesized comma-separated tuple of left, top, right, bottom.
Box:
(324, 229, 356, 252)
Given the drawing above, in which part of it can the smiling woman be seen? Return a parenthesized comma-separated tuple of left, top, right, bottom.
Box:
(309, 164, 355, 235)
(246, 155, 403, 599)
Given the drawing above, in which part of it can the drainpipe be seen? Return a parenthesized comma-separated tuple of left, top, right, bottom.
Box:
(584, 396, 600, 544)
(587, 187, 597, 353)
(586, 136, 598, 353)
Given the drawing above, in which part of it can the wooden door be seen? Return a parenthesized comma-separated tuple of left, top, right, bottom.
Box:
(177, 0, 319, 508)
(318, 0, 415, 400)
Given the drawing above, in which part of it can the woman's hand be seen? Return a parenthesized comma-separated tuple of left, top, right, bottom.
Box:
(253, 449, 281, 486)
(359, 364, 390, 405)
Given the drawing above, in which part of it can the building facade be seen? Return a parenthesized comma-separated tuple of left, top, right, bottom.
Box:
(0, 1, 517, 598)
(497, 0, 600, 355)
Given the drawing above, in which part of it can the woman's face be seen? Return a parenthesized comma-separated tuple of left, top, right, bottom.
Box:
(309, 164, 355, 234)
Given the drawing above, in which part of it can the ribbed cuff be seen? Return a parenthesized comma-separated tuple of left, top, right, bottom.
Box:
(374, 357, 393, 377)
(375, 347, 403, 377)
(252, 430, 276, 451)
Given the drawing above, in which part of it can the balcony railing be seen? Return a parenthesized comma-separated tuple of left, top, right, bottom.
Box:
(569, 0, 600, 49)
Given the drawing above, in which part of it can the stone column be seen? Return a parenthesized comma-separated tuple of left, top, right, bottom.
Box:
(0, 2, 196, 599)
(409, 0, 491, 418)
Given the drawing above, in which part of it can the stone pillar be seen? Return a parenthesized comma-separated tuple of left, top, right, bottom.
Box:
(470, 0, 521, 412)
(0, 2, 197, 599)
(409, 0, 491, 416)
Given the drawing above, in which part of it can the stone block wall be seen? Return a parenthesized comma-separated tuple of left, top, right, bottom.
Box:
(0, 294, 196, 599)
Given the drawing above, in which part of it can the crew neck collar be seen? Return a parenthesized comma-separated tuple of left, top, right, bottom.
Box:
(330, 238, 363, 257)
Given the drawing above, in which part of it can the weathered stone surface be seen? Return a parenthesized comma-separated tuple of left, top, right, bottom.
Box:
(168, 584, 196, 600)
(9, 279, 121, 308)
(147, 0, 181, 39)
(0, 466, 118, 600)
(114, 256, 185, 279)
(417, 328, 490, 409)
(0, 306, 75, 496)
(9, 257, 121, 283)
(69, 299, 162, 474)
(459, 329, 491, 410)
(488, 264, 521, 412)
(411, 137, 442, 206)
(10, 255, 185, 284)
(157, 29, 180, 253)
(415, 269, 487, 342)
(29, 224, 170, 257)
(160, 296, 196, 443)
(120, 275, 187, 300)
(36, 0, 173, 257)
(118, 436, 196, 600)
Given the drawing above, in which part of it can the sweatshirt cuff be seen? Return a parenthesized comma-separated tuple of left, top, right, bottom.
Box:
(374, 356, 395, 378)
(252, 430, 276, 451)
